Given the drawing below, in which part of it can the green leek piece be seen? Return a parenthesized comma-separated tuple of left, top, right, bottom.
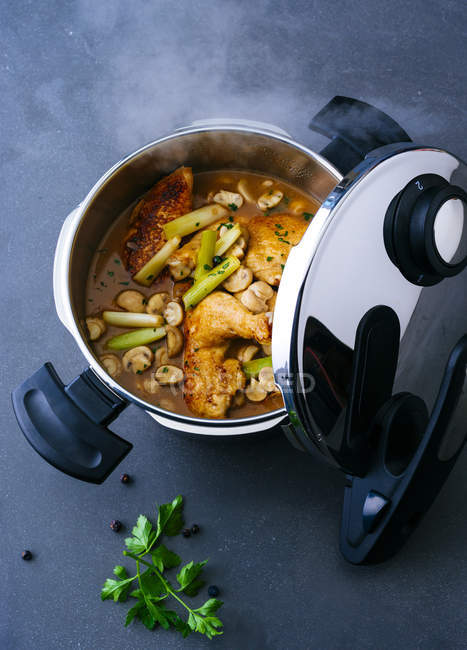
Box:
(242, 355, 272, 379)
(106, 326, 166, 350)
(182, 256, 241, 309)
(133, 236, 181, 286)
(193, 230, 217, 280)
(163, 204, 228, 240)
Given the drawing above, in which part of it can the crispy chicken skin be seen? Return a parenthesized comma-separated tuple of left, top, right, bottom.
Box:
(122, 167, 193, 275)
(184, 291, 272, 418)
(245, 212, 309, 285)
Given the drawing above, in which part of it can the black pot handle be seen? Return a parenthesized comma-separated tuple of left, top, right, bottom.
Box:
(11, 363, 131, 484)
(341, 334, 467, 564)
(310, 96, 412, 175)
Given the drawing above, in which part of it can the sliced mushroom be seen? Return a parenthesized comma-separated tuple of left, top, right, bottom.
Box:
(239, 281, 274, 314)
(146, 292, 170, 314)
(258, 366, 276, 393)
(163, 301, 184, 327)
(142, 374, 160, 394)
(122, 346, 154, 374)
(99, 353, 122, 378)
(155, 364, 184, 385)
(257, 189, 283, 210)
(245, 378, 267, 402)
(166, 326, 184, 357)
(239, 288, 268, 314)
(290, 199, 306, 214)
(237, 179, 255, 203)
(251, 281, 274, 302)
(213, 190, 243, 210)
(116, 290, 146, 312)
(261, 179, 273, 187)
(232, 390, 246, 407)
(86, 317, 106, 341)
(262, 342, 272, 356)
(237, 344, 259, 363)
(223, 266, 253, 293)
(155, 346, 169, 366)
(226, 227, 249, 260)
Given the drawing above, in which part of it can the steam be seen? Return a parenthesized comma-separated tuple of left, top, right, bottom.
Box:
(73, 0, 447, 155)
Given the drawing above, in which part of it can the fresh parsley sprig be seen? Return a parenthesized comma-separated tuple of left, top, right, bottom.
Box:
(101, 495, 223, 640)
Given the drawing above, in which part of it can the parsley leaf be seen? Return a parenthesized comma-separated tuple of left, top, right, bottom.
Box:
(101, 495, 223, 640)
(125, 514, 156, 554)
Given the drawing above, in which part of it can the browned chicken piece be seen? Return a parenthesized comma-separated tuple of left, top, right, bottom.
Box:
(122, 167, 193, 275)
(167, 214, 250, 280)
(184, 291, 272, 418)
(244, 212, 309, 286)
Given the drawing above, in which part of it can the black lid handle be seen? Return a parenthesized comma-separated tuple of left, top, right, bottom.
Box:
(310, 96, 412, 175)
(11, 363, 131, 484)
(341, 335, 467, 564)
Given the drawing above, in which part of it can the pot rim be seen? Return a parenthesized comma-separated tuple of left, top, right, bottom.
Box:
(55, 122, 342, 428)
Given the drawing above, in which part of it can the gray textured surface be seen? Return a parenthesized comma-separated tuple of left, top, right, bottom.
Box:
(2, 1, 467, 648)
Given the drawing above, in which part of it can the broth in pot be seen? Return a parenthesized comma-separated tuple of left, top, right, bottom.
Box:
(85, 169, 319, 419)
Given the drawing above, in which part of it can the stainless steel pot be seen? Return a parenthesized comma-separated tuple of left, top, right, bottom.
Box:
(52, 118, 341, 436)
(12, 97, 467, 564)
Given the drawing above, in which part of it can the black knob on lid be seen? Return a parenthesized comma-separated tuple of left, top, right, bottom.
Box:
(384, 174, 467, 286)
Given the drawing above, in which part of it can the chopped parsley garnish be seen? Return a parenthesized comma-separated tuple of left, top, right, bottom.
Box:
(114, 258, 121, 264)
(194, 367, 200, 371)
(228, 203, 238, 211)
(228, 215, 234, 222)
(146, 274, 154, 281)
(119, 281, 130, 286)
(274, 231, 281, 237)
(266, 256, 273, 262)
(303, 212, 314, 221)
(162, 366, 169, 373)
(203, 264, 212, 271)
(107, 271, 114, 277)
(195, 222, 200, 227)
(281, 264, 285, 270)
(100, 281, 107, 287)
(275, 223, 282, 229)
(136, 370, 142, 374)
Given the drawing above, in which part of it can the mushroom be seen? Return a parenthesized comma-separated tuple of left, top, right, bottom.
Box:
(261, 179, 273, 187)
(257, 189, 283, 210)
(224, 226, 249, 260)
(155, 364, 184, 385)
(155, 346, 169, 366)
(268, 291, 277, 312)
(166, 326, 184, 357)
(142, 374, 160, 394)
(237, 344, 259, 363)
(122, 346, 154, 374)
(223, 266, 253, 293)
(239, 281, 274, 314)
(146, 292, 170, 314)
(237, 179, 255, 203)
(245, 378, 268, 402)
(99, 353, 122, 378)
(258, 366, 277, 393)
(86, 317, 106, 341)
(262, 342, 272, 356)
(116, 290, 146, 312)
(213, 190, 244, 210)
(163, 301, 184, 327)
(290, 199, 306, 214)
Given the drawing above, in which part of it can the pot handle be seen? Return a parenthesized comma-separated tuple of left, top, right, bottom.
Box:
(309, 96, 412, 175)
(340, 334, 467, 564)
(11, 363, 131, 484)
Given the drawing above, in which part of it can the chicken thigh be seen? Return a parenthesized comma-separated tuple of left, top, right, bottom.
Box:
(122, 166, 193, 275)
(245, 212, 309, 285)
(184, 291, 272, 418)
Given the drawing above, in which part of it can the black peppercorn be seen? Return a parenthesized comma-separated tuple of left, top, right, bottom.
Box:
(191, 524, 200, 534)
(110, 519, 122, 532)
(21, 550, 32, 561)
(208, 585, 219, 597)
(120, 473, 130, 484)
(182, 528, 191, 538)
(213, 255, 222, 266)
